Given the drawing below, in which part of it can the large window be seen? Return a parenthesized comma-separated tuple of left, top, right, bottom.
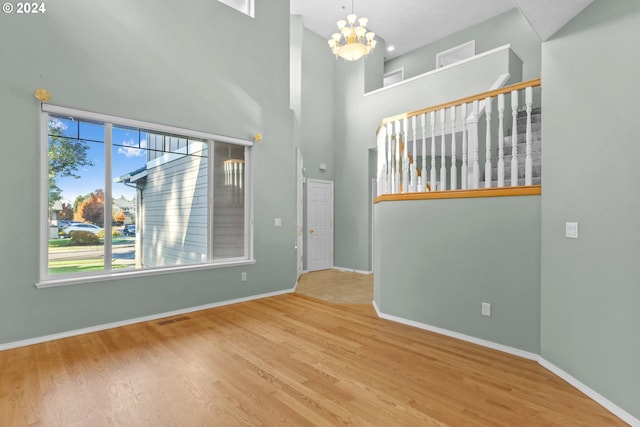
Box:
(40, 105, 253, 286)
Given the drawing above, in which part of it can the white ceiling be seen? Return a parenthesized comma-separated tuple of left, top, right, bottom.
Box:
(290, 0, 594, 60)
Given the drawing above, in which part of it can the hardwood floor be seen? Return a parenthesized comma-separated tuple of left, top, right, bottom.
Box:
(0, 293, 626, 426)
(295, 269, 373, 305)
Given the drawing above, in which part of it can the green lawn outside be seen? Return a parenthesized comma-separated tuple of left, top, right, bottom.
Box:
(48, 238, 135, 274)
(48, 258, 132, 275)
(48, 237, 133, 249)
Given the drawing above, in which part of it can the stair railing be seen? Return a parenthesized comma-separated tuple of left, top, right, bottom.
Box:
(376, 78, 541, 196)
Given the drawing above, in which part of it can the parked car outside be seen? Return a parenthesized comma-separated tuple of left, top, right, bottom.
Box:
(62, 223, 103, 236)
(57, 220, 82, 229)
(122, 224, 136, 237)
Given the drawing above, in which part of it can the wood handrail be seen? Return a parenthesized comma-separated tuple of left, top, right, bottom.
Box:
(374, 185, 541, 204)
(377, 77, 541, 133)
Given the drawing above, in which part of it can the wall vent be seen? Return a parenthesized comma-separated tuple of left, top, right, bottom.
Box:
(157, 315, 191, 326)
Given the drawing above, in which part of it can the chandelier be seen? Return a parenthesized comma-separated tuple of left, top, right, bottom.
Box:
(328, 1, 376, 61)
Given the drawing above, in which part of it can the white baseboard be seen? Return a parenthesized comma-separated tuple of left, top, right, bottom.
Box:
(538, 358, 639, 426)
(0, 288, 295, 352)
(372, 301, 639, 426)
(372, 302, 538, 361)
(332, 266, 373, 275)
(3, 292, 636, 426)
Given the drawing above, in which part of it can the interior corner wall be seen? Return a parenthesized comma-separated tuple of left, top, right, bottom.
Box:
(384, 8, 541, 82)
(299, 28, 337, 182)
(297, 27, 337, 270)
(364, 37, 386, 93)
(540, 0, 640, 418)
(0, 0, 296, 345)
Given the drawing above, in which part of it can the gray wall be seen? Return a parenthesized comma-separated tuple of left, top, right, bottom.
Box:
(374, 195, 541, 353)
(384, 8, 541, 83)
(299, 28, 337, 182)
(0, 0, 296, 344)
(540, 0, 640, 418)
(294, 26, 337, 270)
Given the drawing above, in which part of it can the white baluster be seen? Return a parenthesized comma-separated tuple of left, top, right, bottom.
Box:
(376, 126, 386, 195)
(394, 120, 401, 194)
(386, 123, 394, 194)
(497, 94, 505, 187)
(430, 111, 436, 191)
(525, 86, 533, 186)
(511, 89, 519, 187)
(411, 116, 417, 192)
(450, 105, 457, 190)
(439, 108, 447, 191)
(386, 123, 393, 194)
(470, 100, 480, 189)
(461, 103, 468, 190)
(379, 125, 391, 194)
(484, 96, 492, 188)
(402, 117, 409, 193)
(421, 114, 427, 191)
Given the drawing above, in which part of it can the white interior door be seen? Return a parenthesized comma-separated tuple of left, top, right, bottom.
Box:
(307, 179, 333, 272)
(296, 148, 304, 278)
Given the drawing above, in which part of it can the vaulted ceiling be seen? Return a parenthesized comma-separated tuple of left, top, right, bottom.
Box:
(290, 0, 593, 60)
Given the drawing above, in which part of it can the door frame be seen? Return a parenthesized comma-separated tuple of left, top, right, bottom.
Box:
(296, 148, 304, 279)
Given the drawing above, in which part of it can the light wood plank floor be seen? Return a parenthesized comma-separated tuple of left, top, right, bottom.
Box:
(0, 293, 625, 426)
(295, 269, 373, 305)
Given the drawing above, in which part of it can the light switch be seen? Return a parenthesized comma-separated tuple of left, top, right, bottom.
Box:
(482, 302, 491, 317)
(274, 218, 282, 227)
(565, 222, 578, 239)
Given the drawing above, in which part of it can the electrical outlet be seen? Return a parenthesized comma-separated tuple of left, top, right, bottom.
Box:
(565, 222, 579, 239)
(274, 218, 282, 227)
(241, 272, 247, 281)
(482, 302, 491, 317)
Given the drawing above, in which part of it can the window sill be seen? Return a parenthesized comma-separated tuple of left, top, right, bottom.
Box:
(36, 259, 257, 289)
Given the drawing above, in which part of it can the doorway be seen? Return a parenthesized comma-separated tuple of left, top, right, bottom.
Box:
(306, 179, 334, 271)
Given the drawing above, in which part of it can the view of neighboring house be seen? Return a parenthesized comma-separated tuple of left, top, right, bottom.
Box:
(112, 195, 136, 224)
(116, 133, 246, 268)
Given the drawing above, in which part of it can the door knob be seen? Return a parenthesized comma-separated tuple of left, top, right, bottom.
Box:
(309, 229, 314, 234)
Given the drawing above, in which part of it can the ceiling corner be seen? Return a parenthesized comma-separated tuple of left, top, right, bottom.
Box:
(512, 0, 594, 41)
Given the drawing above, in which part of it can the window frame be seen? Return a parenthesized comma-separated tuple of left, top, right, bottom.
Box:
(435, 40, 476, 69)
(383, 68, 404, 87)
(217, 0, 254, 18)
(38, 104, 254, 288)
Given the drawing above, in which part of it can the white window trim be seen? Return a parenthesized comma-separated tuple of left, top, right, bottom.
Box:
(383, 68, 404, 87)
(38, 104, 254, 288)
(435, 40, 476, 69)
(217, 0, 254, 18)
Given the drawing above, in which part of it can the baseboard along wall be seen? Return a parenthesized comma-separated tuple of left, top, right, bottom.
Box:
(372, 301, 639, 427)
